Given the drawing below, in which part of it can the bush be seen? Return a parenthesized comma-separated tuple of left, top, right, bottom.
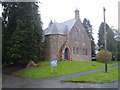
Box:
(96, 50, 112, 63)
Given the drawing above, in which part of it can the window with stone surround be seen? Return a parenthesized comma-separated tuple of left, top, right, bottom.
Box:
(74, 31, 79, 41)
(83, 48, 84, 55)
(86, 49, 87, 55)
(79, 48, 81, 54)
(76, 47, 78, 54)
(81, 31, 85, 44)
(73, 47, 75, 54)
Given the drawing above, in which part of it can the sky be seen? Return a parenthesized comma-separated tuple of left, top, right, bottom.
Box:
(39, 0, 119, 44)
(0, 0, 119, 44)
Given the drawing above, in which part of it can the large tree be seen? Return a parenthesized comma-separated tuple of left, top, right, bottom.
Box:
(113, 28, 120, 60)
(2, 2, 19, 64)
(98, 22, 117, 59)
(83, 18, 96, 57)
(2, 2, 44, 64)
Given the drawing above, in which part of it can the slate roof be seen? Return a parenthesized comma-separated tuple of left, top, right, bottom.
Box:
(44, 19, 76, 35)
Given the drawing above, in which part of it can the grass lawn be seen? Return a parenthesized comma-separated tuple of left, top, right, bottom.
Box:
(64, 67, 119, 83)
(16, 61, 119, 79)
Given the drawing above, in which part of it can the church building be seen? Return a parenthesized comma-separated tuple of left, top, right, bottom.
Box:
(44, 9, 91, 61)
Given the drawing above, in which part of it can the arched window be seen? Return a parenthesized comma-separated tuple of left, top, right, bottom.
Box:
(74, 32, 79, 41)
(83, 48, 84, 55)
(81, 32, 85, 44)
(86, 49, 87, 55)
(76, 47, 79, 54)
(79, 48, 81, 54)
(73, 47, 75, 54)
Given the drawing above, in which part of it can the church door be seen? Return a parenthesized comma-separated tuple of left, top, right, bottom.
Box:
(64, 48, 68, 60)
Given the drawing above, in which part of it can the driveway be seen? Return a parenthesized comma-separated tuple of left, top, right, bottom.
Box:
(2, 65, 119, 88)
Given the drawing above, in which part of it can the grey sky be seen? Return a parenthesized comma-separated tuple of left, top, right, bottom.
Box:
(0, 0, 119, 44)
(40, 0, 119, 44)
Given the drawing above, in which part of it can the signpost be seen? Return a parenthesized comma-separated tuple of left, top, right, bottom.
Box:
(50, 60, 57, 73)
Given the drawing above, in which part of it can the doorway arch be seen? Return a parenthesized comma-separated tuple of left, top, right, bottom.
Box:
(64, 47, 71, 60)
(64, 48, 68, 59)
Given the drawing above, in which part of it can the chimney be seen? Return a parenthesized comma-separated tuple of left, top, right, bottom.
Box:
(75, 9, 80, 19)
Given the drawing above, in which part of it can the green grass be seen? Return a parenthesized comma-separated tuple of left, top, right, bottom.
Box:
(64, 67, 119, 83)
(16, 61, 119, 79)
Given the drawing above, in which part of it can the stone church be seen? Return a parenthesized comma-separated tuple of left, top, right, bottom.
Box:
(44, 9, 91, 61)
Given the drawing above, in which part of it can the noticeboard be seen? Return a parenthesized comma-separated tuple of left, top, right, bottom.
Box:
(50, 60, 57, 66)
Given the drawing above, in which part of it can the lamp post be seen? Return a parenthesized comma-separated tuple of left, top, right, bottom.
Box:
(103, 7, 107, 73)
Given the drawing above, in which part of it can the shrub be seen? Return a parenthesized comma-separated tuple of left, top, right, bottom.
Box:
(96, 50, 112, 63)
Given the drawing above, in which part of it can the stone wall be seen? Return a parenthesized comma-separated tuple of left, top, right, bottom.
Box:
(45, 19, 91, 61)
(45, 35, 66, 61)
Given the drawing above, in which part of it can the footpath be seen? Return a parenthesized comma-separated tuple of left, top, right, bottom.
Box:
(49, 65, 120, 80)
(2, 65, 120, 88)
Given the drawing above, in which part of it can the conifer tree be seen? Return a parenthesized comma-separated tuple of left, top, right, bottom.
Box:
(2, 2, 19, 64)
(98, 22, 117, 59)
(113, 29, 120, 60)
(2, 2, 43, 64)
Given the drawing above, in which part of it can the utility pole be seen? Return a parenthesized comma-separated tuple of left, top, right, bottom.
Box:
(103, 7, 107, 73)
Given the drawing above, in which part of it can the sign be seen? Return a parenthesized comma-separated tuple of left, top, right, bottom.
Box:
(50, 60, 57, 66)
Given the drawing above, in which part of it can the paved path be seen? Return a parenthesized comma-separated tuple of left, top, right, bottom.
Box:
(2, 65, 120, 88)
(49, 65, 119, 80)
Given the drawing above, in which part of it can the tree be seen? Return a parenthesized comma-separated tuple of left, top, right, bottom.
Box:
(96, 50, 112, 63)
(113, 28, 120, 60)
(83, 18, 96, 57)
(98, 22, 104, 50)
(2, 2, 19, 64)
(98, 22, 117, 59)
(117, 40, 120, 60)
(2, 2, 44, 64)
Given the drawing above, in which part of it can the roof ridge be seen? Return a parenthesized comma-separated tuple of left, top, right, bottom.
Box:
(44, 19, 77, 35)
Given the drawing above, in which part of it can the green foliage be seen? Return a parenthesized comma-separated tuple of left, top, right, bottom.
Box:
(113, 29, 120, 60)
(16, 61, 119, 79)
(96, 50, 112, 62)
(83, 18, 96, 56)
(64, 67, 119, 83)
(98, 22, 105, 49)
(98, 22, 118, 59)
(117, 41, 120, 60)
(2, 2, 18, 63)
(2, 2, 44, 64)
